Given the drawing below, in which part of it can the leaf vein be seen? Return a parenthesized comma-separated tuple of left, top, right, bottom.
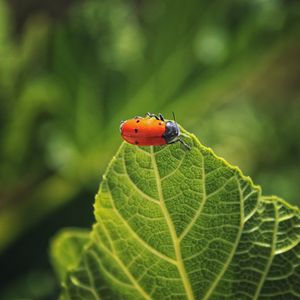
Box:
(253, 202, 279, 300)
(122, 153, 160, 204)
(95, 215, 153, 300)
(179, 152, 206, 241)
(150, 146, 195, 300)
(105, 182, 177, 265)
(202, 175, 245, 300)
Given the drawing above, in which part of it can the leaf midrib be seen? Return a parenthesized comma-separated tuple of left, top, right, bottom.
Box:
(150, 146, 195, 300)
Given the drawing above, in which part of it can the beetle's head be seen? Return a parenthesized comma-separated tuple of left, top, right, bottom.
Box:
(163, 121, 180, 143)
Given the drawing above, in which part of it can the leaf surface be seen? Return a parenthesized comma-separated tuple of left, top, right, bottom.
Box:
(51, 129, 300, 299)
(50, 228, 90, 282)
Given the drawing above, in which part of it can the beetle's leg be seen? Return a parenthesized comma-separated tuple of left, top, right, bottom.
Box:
(146, 112, 157, 119)
(168, 138, 191, 150)
(134, 116, 143, 119)
(178, 138, 191, 150)
(145, 112, 159, 120)
(159, 113, 165, 121)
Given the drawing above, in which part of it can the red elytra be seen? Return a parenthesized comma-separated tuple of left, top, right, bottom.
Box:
(120, 113, 190, 149)
(121, 117, 167, 146)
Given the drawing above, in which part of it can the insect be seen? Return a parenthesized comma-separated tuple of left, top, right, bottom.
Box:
(120, 112, 190, 149)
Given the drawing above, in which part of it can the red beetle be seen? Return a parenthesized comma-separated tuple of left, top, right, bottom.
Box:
(120, 112, 190, 149)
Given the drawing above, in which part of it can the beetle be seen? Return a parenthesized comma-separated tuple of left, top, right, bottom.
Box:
(120, 112, 190, 149)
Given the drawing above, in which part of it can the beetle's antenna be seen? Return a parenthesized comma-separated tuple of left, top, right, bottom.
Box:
(172, 111, 176, 123)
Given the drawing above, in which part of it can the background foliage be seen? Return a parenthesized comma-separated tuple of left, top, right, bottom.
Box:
(0, 0, 299, 299)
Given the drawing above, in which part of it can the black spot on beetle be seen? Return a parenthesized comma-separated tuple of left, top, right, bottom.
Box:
(135, 141, 139, 144)
(159, 122, 162, 125)
(136, 120, 140, 123)
(134, 128, 138, 133)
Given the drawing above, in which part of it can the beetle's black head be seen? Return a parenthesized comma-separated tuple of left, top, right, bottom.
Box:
(163, 121, 180, 144)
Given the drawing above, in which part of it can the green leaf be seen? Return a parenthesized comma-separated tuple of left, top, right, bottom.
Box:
(51, 128, 300, 299)
(50, 228, 90, 282)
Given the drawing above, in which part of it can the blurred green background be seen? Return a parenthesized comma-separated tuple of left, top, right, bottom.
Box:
(0, 0, 299, 298)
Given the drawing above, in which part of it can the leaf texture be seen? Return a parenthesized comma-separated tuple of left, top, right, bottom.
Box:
(50, 228, 90, 282)
(52, 130, 300, 300)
